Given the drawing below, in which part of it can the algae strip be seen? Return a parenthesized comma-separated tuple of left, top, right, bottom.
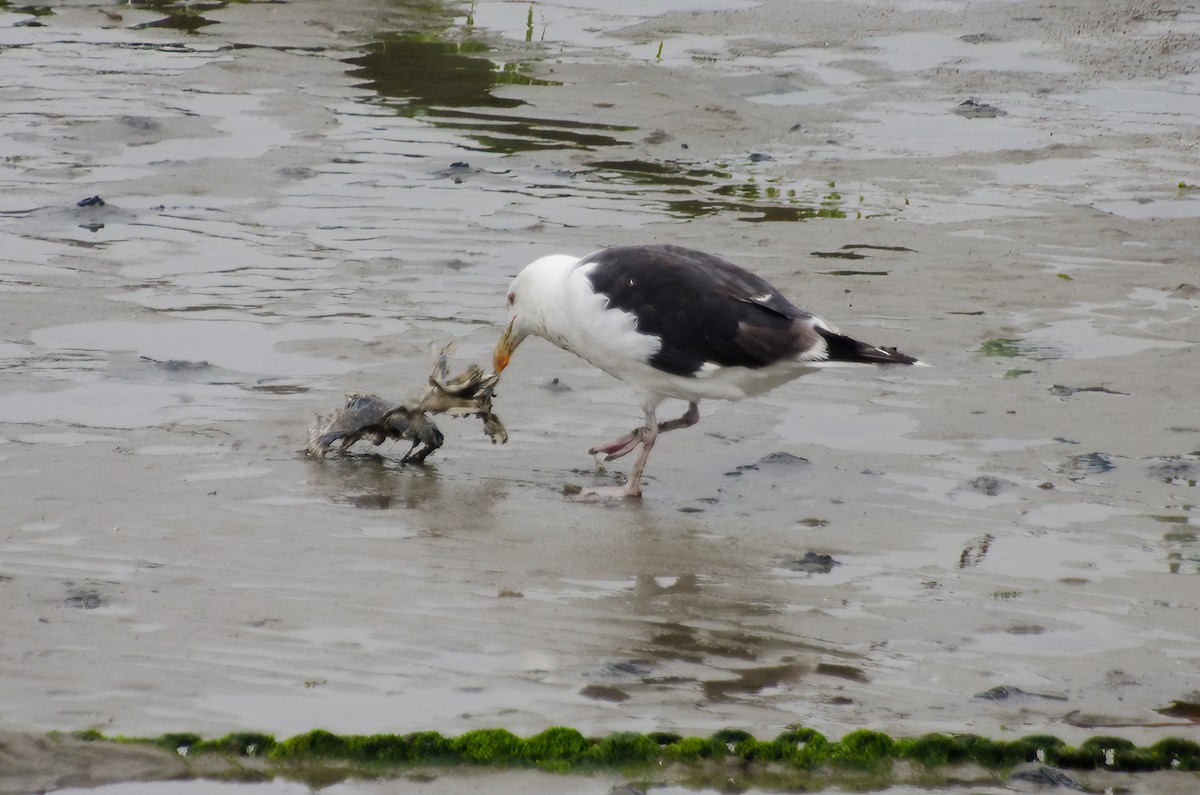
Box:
(72, 726, 1200, 776)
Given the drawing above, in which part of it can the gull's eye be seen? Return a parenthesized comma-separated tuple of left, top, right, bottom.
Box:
(506, 291, 516, 306)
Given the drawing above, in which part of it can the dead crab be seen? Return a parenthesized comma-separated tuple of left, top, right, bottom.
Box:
(306, 345, 506, 463)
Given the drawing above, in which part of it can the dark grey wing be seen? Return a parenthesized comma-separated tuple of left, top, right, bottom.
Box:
(583, 245, 822, 376)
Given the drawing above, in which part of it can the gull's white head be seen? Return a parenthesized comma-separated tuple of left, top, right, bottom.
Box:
(492, 254, 580, 373)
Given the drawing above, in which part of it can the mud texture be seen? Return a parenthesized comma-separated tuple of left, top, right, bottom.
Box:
(1, 0, 1198, 793)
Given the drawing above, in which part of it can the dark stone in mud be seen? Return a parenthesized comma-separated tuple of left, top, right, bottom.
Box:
(1146, 456, 1199, 483)
(65, 589, 102, 609)
(580, 684, 630, 702)
(732, 451, 809, 475)
(77, 195, 105, 207)
(784, 551, 840, 574)
(606, 660, 653, 677)
(1007, 624, 1047, 635)
(278, 166, 318, 180)
(758, 451, 809, 467)
(975, 685, 1067, 702)
(954, 98, 1007, 118)
(967, 475, 1009, 495)
(815, 662, 868, 682)
(145, 357, 212, 373)
(120, 116, 161, 132)
(1058, 452, 1115, 479)
(1008, 761, 1083, 789)
(1049, 384, 1128, 397)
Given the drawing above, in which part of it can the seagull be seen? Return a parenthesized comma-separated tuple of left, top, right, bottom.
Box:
(492, 244, 919, 497)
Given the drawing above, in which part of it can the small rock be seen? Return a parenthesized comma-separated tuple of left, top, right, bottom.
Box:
(1058, 452, 1115, 479)
(1146, 456, 1199, 483)
(65, 589, 102, 609)
(758, 451, 809, 467)
(1008, 761, 1083, 790)
(953, 98, 1007, 118)
(966, 475, 1008, 496)
(975, 685, 1067, 702)
(784, 551, 840, 574)
(580, 684, 630, 702)
(1049, 384, 1127, 397)
(606, 660, 652, 677)
(146, 357, 212, 373)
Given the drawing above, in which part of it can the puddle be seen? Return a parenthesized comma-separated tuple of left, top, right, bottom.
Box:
(1019, 318, 1191, 360)
(32, 319, 374, 377)
(346, 34, 637, 156)
(866, 32, 1077, 77)
(768, 396, 952, 456)
(467, 0, 761, 57)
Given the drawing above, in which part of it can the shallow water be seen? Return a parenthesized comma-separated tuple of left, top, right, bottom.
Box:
(2, 0, 1199, 793)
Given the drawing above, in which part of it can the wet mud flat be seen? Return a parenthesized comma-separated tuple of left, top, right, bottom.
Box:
(1, 0, 1199, 793)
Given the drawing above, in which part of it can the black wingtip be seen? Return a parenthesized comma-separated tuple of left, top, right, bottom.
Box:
(819, 328, 918, 365)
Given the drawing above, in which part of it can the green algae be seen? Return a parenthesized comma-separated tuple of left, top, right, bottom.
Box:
(72, 726, 1200, 781)
(979, 338, 1026, 357)
(0, 3, 55, 17)
(347, 33, 556, 113)
(831, 729, 895, 771)
(455, 728, 525, 764)
(581, 159, 879, 221)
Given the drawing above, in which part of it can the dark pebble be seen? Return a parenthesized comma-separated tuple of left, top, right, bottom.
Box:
(784, 551, 840, 574)
(967, 475, 1007, 495)
(65, 589, 102, 609)
(953, 98, 1007, 118)
(1008, 761, 1083, 790)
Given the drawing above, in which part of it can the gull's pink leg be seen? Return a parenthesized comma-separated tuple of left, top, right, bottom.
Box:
(656, 402, 699, 434)
(621, 410, 658, 497)
(589, 402, 700, 461)
(588, 429, 642, 460)
(579, 403, 701, 499)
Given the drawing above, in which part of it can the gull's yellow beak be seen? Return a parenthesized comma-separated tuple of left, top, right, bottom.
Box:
(493, 318, 521, 374)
